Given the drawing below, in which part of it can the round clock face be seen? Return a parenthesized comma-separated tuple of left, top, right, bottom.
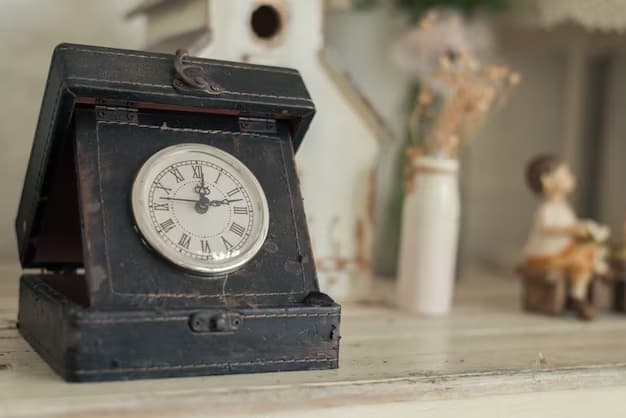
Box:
(131, 143, 270, 275)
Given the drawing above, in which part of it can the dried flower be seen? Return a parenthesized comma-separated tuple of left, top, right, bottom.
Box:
(509, 72, 522, 85)
(392, 8, 493, 89)
(418, 90, 433, 105)
(394, 8, 519, 159)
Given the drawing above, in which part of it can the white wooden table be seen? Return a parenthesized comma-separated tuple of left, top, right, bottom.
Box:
(2, 265, 626, 418)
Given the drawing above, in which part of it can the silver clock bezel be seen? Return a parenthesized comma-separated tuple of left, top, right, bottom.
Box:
(131, 143, 270, 276)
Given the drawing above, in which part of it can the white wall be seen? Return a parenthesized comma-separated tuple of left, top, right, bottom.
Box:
(0, 0, 144, 263)
(460, 42, 569, 270)
(598, 56, 626, 236)
(324, 6, 410, 137)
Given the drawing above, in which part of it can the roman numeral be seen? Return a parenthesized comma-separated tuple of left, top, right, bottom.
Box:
(227, 188, 240, 197)
(233, 206, 248, 215)
(229, 223, 245, 237)
(221, 236, 233, 251)
(169, 167, 184, 183)
(192, 165, 202, 179)
(178, 233, 191, 249)
(214, 172, 222, 184)
(159, 218, 176, 233)
(201, 240, 211, 253)
(154, 182, 172, 195)
(153, 203, 169, 211)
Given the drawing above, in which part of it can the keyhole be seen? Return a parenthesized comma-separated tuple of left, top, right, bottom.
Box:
(250, 4, 282, 40)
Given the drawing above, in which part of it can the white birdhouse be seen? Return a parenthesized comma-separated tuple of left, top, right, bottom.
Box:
(128, 0, 388, 302)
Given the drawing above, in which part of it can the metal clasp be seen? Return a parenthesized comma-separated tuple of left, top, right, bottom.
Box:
(189, 311, 242, 333)
(173, 49, 224, 95)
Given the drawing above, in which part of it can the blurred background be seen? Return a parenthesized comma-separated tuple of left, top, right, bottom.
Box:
(1, 0, 625, 301)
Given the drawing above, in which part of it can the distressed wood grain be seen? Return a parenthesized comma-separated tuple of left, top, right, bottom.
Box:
(2, 264, 626, 417)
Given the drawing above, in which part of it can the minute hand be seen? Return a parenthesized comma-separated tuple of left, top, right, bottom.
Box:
(160, 197, 198, 203)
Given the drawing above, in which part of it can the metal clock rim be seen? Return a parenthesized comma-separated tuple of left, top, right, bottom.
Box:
(131, 143, 270, 276)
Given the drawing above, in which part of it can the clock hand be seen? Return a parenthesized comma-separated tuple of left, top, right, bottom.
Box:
(160, 196, 241, 208)
(194, 168, 210, 197)
(208, 198, 243, 207)
(160, 196, 211, 214)
(160, 197, 198, 203)
(200, 168, 208, 195)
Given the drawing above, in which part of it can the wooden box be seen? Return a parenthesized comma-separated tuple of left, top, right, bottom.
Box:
(15, 44, 340, 382)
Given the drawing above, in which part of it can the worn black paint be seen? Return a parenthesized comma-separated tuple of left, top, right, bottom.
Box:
(15, 44, 340, 382)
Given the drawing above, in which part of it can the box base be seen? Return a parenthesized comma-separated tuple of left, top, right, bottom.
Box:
(18, 275, 340, 382)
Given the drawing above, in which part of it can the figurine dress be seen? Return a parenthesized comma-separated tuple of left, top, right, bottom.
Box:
(524, 199, 597, 301)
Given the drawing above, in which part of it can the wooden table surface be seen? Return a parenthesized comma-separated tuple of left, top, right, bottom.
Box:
(2, 265, 626, 418)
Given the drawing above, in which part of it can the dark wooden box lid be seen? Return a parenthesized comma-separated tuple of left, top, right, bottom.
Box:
(16, 43, 315, 269)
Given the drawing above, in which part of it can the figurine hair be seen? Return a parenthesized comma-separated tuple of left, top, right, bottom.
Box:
(525, 154, 562, 195)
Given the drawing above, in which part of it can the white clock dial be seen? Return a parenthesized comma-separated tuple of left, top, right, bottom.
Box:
(131, 143, 270, 275)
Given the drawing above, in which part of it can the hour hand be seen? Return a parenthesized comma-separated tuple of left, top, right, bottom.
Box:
(209, 198, 243, 207)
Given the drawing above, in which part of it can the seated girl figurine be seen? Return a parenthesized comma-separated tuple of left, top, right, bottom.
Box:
(524, 155, 610, 320)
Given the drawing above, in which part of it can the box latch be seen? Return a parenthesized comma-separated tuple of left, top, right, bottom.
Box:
(172, 49, 224, 95)
(188, 311, 242, 333)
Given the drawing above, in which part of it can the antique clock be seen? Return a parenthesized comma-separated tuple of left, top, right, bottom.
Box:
(130, 143, 271, 275)
(15, 44, 340, 382)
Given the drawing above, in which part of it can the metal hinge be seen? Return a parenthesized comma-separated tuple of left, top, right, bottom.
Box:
(95, 104, 138, 124)
(238, 117, 277, 134)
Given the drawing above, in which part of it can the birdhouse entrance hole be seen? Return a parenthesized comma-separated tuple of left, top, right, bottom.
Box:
(250, 4, 282, 40)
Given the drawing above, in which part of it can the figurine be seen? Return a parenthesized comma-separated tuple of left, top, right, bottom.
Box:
(522, 155, 610, 320)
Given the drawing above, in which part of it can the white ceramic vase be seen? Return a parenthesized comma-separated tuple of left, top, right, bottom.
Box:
(396, 156, 460, 315)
